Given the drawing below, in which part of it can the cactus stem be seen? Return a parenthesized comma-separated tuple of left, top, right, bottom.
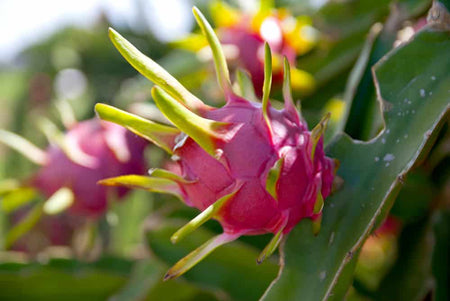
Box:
(257, 229, 284, 264)
(171, 186, 240, 244)
(262, 43, 273, 133)
(165, 232, 239, 281)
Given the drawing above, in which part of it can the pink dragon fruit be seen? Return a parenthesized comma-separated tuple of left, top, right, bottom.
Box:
(32, 119, 147, 216)
(0, 118, 147, 218)
(178, 1, 317, 97)
(96, 7, 336, 280)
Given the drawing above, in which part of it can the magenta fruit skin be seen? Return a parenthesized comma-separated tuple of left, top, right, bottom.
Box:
(171, 93, 334, 236)
(33, 119, 147, 217)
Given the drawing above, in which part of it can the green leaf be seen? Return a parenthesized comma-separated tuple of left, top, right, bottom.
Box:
(146, 220, 278, 301)
(0, 257, 131, 300)
(262, 28, 450, 300)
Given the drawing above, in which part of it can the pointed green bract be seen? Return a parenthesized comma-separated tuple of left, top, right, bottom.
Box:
(262, 43, 273, 132)
(192, 6, 232, 94)
(151, 87, 231, 157)
(108, 28, 208, 112)
(164, 233, 239, 280)
(38, 118, 98, 168)
(55, 99, 77, 129)
(311, 215, 322, 236)
(1, 187, 37, 213)
(95, 103, 180, 154)
(257, 229, 284, 264)
(98, 175, 183, 199)
(0, 129, 48, 165)
(5, 202, 44, 249)
(149, 168, 195, 184)
(310, 113, 330, 160)
(313, 191, 324, 214)
(170, 187, 240, 244)
(43, 187, 74, 215)
(266, 157, 284, 200)
(282, 57, 301, 123)
(234, 69, 258, 102)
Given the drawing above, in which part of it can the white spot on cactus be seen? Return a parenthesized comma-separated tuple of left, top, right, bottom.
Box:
(381, 138, 386, 144)
(319, 271, 326, 281)
(431, 76, 436, 80)
(412, 110, 415, 114)
(383, 154, 395, 162)
(404, 134, 408, 139)
(429, 91, 433, 96)
(374, 157, 380, 162)
(385, 162, 390, 167)
(420, 89, 426, 97)
(329, 232, 335, 245)
(385, 129, 390, 134)
(396, 139, 400, 143)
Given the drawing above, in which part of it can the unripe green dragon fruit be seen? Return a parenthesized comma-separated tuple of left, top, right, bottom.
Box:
(96, 7, 336, 280)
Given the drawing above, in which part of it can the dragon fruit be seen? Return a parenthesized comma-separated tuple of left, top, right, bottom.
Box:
(178, 1, 317, 96)
(96, 7, 336, 280)
(0, 118, 147, 218)
(32, 119, 147, 216)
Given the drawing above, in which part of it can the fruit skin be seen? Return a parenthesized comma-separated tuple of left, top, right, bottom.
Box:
(170, 93, 335, 236)
(32, 119, 147, 217)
